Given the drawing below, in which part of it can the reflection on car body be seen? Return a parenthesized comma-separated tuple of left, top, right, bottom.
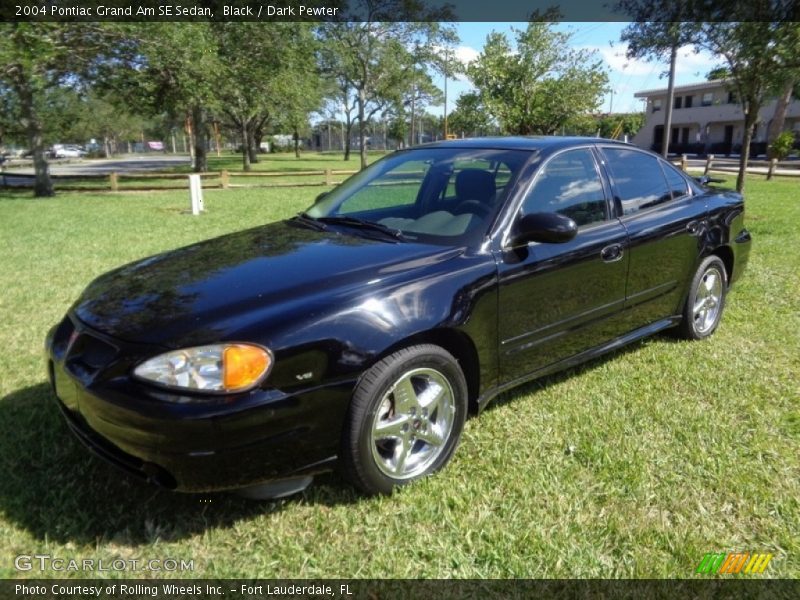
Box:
(46, 137, 751, 498)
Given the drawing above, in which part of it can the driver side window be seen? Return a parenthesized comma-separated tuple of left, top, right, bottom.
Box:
(521, 148, 608, 227)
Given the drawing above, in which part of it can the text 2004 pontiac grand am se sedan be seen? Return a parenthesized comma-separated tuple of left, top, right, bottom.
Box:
(46, 137, 751, 498)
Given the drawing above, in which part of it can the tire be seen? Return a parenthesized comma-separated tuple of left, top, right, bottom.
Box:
(341, 344, 468, 495)
(678, 255, 728, 340)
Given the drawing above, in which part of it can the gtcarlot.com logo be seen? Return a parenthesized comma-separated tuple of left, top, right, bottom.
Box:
(696, 552, 773, 575)
(14, 554, 194, 572)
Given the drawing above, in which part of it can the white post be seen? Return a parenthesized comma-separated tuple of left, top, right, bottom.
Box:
(189, 174, 204, 215)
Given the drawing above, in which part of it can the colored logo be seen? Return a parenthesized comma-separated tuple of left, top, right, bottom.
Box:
(696, 552, 773, 575)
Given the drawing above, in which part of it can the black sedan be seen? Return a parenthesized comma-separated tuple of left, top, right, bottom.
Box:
(46, 137, 751, 497)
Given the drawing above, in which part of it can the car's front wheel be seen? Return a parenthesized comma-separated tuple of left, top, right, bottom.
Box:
(678, 255, 728, 340)
(341, 344, 467, 495)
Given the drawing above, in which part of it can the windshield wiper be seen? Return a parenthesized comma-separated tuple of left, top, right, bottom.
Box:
(293, 212, 328, 231)
(317, 216, 406, 242)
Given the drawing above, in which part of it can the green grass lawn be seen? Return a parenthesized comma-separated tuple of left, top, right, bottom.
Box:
(0, 176, 797, 579)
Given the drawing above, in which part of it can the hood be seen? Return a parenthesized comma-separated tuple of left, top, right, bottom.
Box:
(72, 220, 462, 347)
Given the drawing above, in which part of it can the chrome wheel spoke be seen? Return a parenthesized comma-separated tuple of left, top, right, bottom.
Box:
(392, 377, 418, 413)
(693, 297, 707, 315)
(417, 380, 446, 413)
(392, 437, 412, 474)
(704, 272, 717, 294)
(416, 425, 445, 447)
(374, 415, 410, 439)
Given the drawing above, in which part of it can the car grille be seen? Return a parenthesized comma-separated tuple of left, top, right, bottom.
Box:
(55, 316, 120, 380)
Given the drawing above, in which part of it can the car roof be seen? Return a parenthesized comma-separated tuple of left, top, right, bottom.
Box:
(420, 136, 633, 152)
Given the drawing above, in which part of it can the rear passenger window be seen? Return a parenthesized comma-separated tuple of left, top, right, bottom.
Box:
(602, 148, 672, 215)
(660, 160, 690, 199)
(521, 148, 608, 227)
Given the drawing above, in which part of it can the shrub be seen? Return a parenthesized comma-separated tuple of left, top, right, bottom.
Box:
(769, 131, 795, 160)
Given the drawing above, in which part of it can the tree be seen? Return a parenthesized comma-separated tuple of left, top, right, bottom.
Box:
(0, 23, 116, 195)
(694, 19, 800, 191)
(468, 21, 608, 135)
(317, 1, 453, 169)
(104, 23, 222, 172)
(272, 26, 325, 159)
(617, 1, 800, 192)
(447, 92, 496, 138)
(214, 23, 318, 170)
(619, 17, 698, 157)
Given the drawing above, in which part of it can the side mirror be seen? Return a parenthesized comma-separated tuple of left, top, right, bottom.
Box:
(508, 212, 578, 247)
(314, 191, 329, 204)
(694, 175, 724, 186)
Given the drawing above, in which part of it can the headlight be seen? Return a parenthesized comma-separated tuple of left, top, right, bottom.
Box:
(133, 343, 272, 393)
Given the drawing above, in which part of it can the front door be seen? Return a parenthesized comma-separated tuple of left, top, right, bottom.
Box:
(496, 147, 629, 382)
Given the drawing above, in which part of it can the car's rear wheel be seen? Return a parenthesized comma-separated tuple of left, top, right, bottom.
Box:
(678, 255, 728, 340)
(341, 344, 467, 495)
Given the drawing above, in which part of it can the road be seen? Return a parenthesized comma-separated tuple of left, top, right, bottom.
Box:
(1, 155, 191, 187)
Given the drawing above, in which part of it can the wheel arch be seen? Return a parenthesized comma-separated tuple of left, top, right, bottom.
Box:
(374, 328, 481, 415)
(709, 244, 734, 288)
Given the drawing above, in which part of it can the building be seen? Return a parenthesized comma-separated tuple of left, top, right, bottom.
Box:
(632, 80, 800, 156)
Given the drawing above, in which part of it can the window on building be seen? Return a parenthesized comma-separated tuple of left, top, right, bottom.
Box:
(684, 95, 693, 108)
(602, 148, 673, 216)
(674, 96, 683, 109)
(702, 92, 713, 106)
(652, 99, 662, 112)
(521, 149, 608, 227)
(727, 91, 738, 104)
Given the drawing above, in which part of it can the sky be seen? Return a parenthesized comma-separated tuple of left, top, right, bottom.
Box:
(431, 22, 722, 117)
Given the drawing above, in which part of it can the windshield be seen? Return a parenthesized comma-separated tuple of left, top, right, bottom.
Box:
(305, 147, 533, 244)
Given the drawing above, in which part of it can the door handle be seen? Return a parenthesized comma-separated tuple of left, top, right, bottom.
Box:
(600, 244, 623, 263)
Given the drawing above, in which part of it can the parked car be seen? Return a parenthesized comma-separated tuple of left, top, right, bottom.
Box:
(46, 137, 751, 498)
(52, 144, 86, 159)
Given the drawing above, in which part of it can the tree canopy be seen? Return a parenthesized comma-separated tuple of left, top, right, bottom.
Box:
(467, 22, 608, 135)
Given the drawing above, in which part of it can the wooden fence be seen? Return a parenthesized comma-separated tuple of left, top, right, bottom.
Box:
(0, 168, 360, 192)
(671, 154, 799, 180)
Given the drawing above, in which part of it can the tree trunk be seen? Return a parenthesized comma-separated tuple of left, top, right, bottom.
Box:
(293, 128, 300, 158)
(191, 106, 208, 173)
(767, 79, 794, 158)
(252, 125, 264, 163)
(343, 119, 352, 161)
(103, 137, 111, 158)
(661, 43, 678, 158)
(241, 121, 251, 172)
(18, 84, 53, 197)
(737, 105, 759, 193)
(247, 138, 258, 165)
(358, 87, 367, 170)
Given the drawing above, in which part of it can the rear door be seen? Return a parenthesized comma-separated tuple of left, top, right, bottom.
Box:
(496, 146, 630, 381)
(599, 146, 706, 328)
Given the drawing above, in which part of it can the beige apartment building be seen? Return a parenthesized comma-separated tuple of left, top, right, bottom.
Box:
(632, 80, 800, 156)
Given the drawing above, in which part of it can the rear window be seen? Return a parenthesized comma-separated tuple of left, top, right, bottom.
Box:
(602, 147, 672, 216)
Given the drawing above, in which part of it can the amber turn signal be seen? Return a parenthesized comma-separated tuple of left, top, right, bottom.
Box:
(223, 344, 271, 391)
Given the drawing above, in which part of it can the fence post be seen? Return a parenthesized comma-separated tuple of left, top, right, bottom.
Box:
(221, 169, 229, 189)
(109, 172, 118, 192)
(680, 154, 688, 172)
(325, 168, 332, 186)
(704, 154, 714, 176)
(766, 158, 777, 181)
(189, 174, 204, 215)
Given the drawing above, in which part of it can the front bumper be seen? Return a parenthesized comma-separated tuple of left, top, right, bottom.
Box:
(46, 315, 353, 493)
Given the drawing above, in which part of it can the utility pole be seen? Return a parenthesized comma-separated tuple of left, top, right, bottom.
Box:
(443, 47, 449, 138)
(661, 41, 678, 158)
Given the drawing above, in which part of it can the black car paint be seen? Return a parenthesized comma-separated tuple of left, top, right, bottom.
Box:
(46, 138, 751, 492)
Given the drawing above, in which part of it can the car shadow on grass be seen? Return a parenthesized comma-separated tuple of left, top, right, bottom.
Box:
(0, 382, 360, 546)
(483, 332, 684, 413)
